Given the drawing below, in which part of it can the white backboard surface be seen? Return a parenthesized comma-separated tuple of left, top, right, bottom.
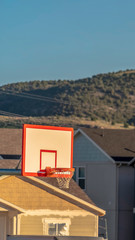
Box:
(22, 124, 73, 177)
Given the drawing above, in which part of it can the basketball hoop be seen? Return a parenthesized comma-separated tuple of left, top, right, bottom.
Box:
(45, 167, 75, 189)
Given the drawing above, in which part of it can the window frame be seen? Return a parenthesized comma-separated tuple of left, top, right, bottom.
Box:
(42, 218, 71, 236)
(73, 166, 86, 190)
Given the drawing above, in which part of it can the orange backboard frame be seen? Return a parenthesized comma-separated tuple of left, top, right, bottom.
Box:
(22, 124, 74, 177)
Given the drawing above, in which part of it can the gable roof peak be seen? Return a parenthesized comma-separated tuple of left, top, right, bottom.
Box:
(77, 127, 135, 159)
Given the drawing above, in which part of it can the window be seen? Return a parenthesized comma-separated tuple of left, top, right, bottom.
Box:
(48, 223, 66, 236)
(42, 218, 71, 236)
(73, 166, 86, 190)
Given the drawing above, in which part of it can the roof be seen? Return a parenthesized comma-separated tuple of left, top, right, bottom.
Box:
(78, 128, 135, 159)
(0, 128, 21, 169)
(37, 177, 95, 206)
(0, 159, 20, 169)
(0, 176, 105, 216)
(0, 196, 25, 213)
(0, 128, 105, 216)
(0, 174, 95, 207)
(1, 127, 135, 158)
(0, 128, 22, 155)
(29, 176, 105, 215)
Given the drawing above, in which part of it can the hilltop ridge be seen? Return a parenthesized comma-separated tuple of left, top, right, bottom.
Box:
(0, 69, 135, 128)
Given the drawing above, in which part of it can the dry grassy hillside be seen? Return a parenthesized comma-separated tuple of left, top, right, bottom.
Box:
(0, 115, 134, 130)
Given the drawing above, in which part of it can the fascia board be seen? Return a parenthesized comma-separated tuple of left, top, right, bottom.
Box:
(128, 157, 135, 166)
(0, 197, 25, 213)
(0, 175, 9, 181)
(74, 129, 80, 136)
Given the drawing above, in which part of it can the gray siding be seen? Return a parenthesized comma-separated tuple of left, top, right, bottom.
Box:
(74, 133, 112, 163)
(118, 166, 134, 240)
(86, 163, 116, 210)
(73, 130, 135, 240)
(73, 132, 117, 240)
(84, 162, 116, 240)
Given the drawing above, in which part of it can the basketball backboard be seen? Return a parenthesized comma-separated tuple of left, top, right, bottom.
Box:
(22, 124, 74, 177)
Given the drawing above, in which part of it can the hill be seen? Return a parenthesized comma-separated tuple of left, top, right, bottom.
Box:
(0, 69, 135, 128)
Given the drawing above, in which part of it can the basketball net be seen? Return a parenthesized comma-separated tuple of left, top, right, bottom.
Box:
(45, 167, 75, 189)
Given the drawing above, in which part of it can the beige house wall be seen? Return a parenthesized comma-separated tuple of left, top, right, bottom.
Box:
(70, 215, 98, 236)
(20, 212, 98, 236)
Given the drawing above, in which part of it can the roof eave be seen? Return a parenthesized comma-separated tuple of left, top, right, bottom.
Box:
(0, 175, 105, 216)
(28, 176, 105, 216)
(0, 197, 25, 213)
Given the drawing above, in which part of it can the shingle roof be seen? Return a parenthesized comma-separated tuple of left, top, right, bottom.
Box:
(0, 128, 22, 155)
(22, 176, 105, 215)
(0, 159, 20, 169)
(2, 127, 135, 157)
(0, 175, 103, 215)
(0, 128, 99, 214)
(0, 164, 96, 208)
(0, 128, 22, 169)
(80, 128, 135, 158)
(37, 177, 95, 206)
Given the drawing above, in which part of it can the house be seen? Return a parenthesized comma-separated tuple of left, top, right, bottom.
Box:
(73, 128, 135, 240)
(0, 128, 105, 240)
(0, 128, 22, 170)
(0, 176, 105, 239)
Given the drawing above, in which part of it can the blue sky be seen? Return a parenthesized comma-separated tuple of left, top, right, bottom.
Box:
(0, 0, 135, 86)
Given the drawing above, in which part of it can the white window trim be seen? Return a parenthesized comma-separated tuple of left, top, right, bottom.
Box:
(74, 166, 86, 190)
(42, 218, 71, 236)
